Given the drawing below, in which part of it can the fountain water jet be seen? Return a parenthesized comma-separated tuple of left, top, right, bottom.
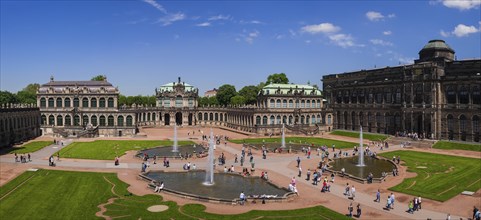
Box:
(281, 123, 286, 148)
(172, 124, 179, 152)
(204, 128, 215, 185)
(357, 125, 365, 167)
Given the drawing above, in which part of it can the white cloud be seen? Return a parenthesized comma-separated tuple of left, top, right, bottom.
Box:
(196, 22, 211, 27)
(240, 20, 263, 25)
(440, 30, 451, 37)
(301, 23, 341, 34)
(275, 34, 284, 40)
(289, 29, 297, 37)
(442, 0, 481, 10)
(305, 40, 311, 44)
(370, 39, 393, 46)
(329, 34, 364, 48)
(143, 0, 167, 14)
(366, 11, 384, 21)
(452, 24, 479, 37)
(398, 56, 415, 64)
(366, 11, 395, 21)
(208, 14, 231, 21)
(383, 30, 392, 35)
(238, 30, 260, 44)
(157, 12, 186, 26)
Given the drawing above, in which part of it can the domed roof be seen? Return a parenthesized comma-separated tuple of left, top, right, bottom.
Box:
(420, 40, 454, 53)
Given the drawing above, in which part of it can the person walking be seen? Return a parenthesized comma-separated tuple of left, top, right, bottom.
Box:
(306, 169, 311, 181)
(239, 191, 246, 205)
(390, 193, 395, 209)
(296, 157, 301, 167)
(375, 189, 381, 202)
(356, 203, 362, 217)
(351, 185, 356, 200)
(298, 166, 302, 178)
(348, 202, 353, 217)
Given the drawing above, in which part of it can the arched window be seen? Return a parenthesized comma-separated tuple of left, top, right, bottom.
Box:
(368, 90, 373, 103)
(108, 98, 114, 107)
(270, 115, 275, 125)
(446, 86, 456, 104)
(276, 99, 281, 108)
(376, 90, 383, 103)
(215, 113, 218, 121)
(306, 100, 311, 108)
(209, 113, 213, 121)
(327, 115, 332, 125)
(262, 116, 268, 125)
(295, 100, 299, 108)
(147, 113, 151, 121)
(288, 100, 293, 108)
(152, 113, 156, 121)
(65, 115, 71, 126)
(126, 115, 133, 126)
(204, 113, 208, 121)
(83, 115, 89, 126)
(301, 115, 305, 124)
(164, 98, 170, 107)
(74, 115, 80, 126)
(48, 115, 55, 125)
(359, 90, 365, 104)
(276, 115, 281, 124)
(344, 91, 350, 103)
(99, 98, 106, 107)
(301, 100, 305, 108)
(256, 116, 261, 125)
(198, 113, 203, 120)
(460, 115, 467, 141)
(56, 98, 62, 108)
(64, 98, 71, 107)
(220, 113, 223, 121)
(99, 115, 106, 126)
(40, 98, 46, 108)
(351, 91, 357, 103)
(288, 116, 293, 124)
(385, 89, 392, 104)
(188, 98, 193, 107)
(282, 100, 287, 108)
(73, 98, 79, 107)
(282, 116, 287, 124)
(117, 116, 124, 126)
(176, 96, 183, 107)
(91, 98, 97, 108)
(108, 115, 114, 126)
(270, 99, 275, 108)
(56, 115, 63, 126)
(48, 98, 54, 108)
(395, 88, 401, 104)
(41, 115, 46, 125)
(459, 86, 469, 104)
(82, 98, 89, 108)
(473, 86, 481, 105)
(91, 115, 98, 126)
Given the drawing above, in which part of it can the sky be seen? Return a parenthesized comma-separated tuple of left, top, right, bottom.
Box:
(1, 0, 480, 96)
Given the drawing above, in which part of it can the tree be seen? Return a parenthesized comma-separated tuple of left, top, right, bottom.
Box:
(91, 75, 106, 81)
(238, 85, 259, 105)
(266, 73, 289, 84)
(216, 84, 237, 106)
(16, 83, 40, 104)
(0, 91, 18, 105)
(230, 95, 246, 106)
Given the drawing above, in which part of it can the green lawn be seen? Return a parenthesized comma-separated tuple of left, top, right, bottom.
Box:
(230, 137, 358, 148)
(3, 141, 53, 154)
(0, 169, 349, 220)
(433, 141, 481, 152)
(330, 130, 388, 141)
(379, 150, 481, 202)
(58, 140, 194, 160)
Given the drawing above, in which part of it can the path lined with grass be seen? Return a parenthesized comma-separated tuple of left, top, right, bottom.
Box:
(2, 141, 53, 154)
(0, 169, 349, 220)
(330, 130, 388, 141)
(433, 140, 481, 152)
(230, 137, 358, 149)
(379, 150, 481, 201)
(58, 140, 194, 160)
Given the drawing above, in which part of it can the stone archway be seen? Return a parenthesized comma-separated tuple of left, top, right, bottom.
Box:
(175, 112, 182, 125)
(188, 113, 193, 126)
(164, 113, 170, 126)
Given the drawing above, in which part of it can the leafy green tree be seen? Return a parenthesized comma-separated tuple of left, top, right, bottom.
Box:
(91, 75, 106, 81)
(16, 83, 40, 104)
(0, 90, 18, 105)
(230, 95, 246, 106)
(266, 73, 289, 84)
(207, 96, 219, 106)
(238, 85, 259, 105)
(216, 84, 237, 106)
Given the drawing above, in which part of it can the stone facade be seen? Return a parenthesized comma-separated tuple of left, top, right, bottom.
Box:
(37, 77, 136, 137)
(323, 40, 481, 142)
(0, 104, 41, 147)
(155, 77, 198, 126)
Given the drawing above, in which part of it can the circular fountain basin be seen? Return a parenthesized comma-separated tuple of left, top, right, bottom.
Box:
(247, 143, 314, 152)
(329, 156, 395, 179)
(142, 171, 291, 202)
(137, 145, 206, 158)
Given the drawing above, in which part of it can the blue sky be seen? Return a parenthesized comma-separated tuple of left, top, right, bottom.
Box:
(1, 0, 480, 96)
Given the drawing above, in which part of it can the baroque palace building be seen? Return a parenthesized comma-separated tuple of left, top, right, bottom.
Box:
(0, 104, 41, 147)
(36, 77, 331, 138)
(323, 40, 481, 142)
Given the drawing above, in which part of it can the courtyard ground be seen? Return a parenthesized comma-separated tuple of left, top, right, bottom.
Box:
(1, 126, 480, 219)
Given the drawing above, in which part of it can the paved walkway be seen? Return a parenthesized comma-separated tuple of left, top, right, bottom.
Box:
(0, 138, 465, 220)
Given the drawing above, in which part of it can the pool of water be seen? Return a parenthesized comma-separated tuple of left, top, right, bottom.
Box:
(329, 156, 395, 179)
(144, 171, 290, 200)
(137, 145, 206, 158)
